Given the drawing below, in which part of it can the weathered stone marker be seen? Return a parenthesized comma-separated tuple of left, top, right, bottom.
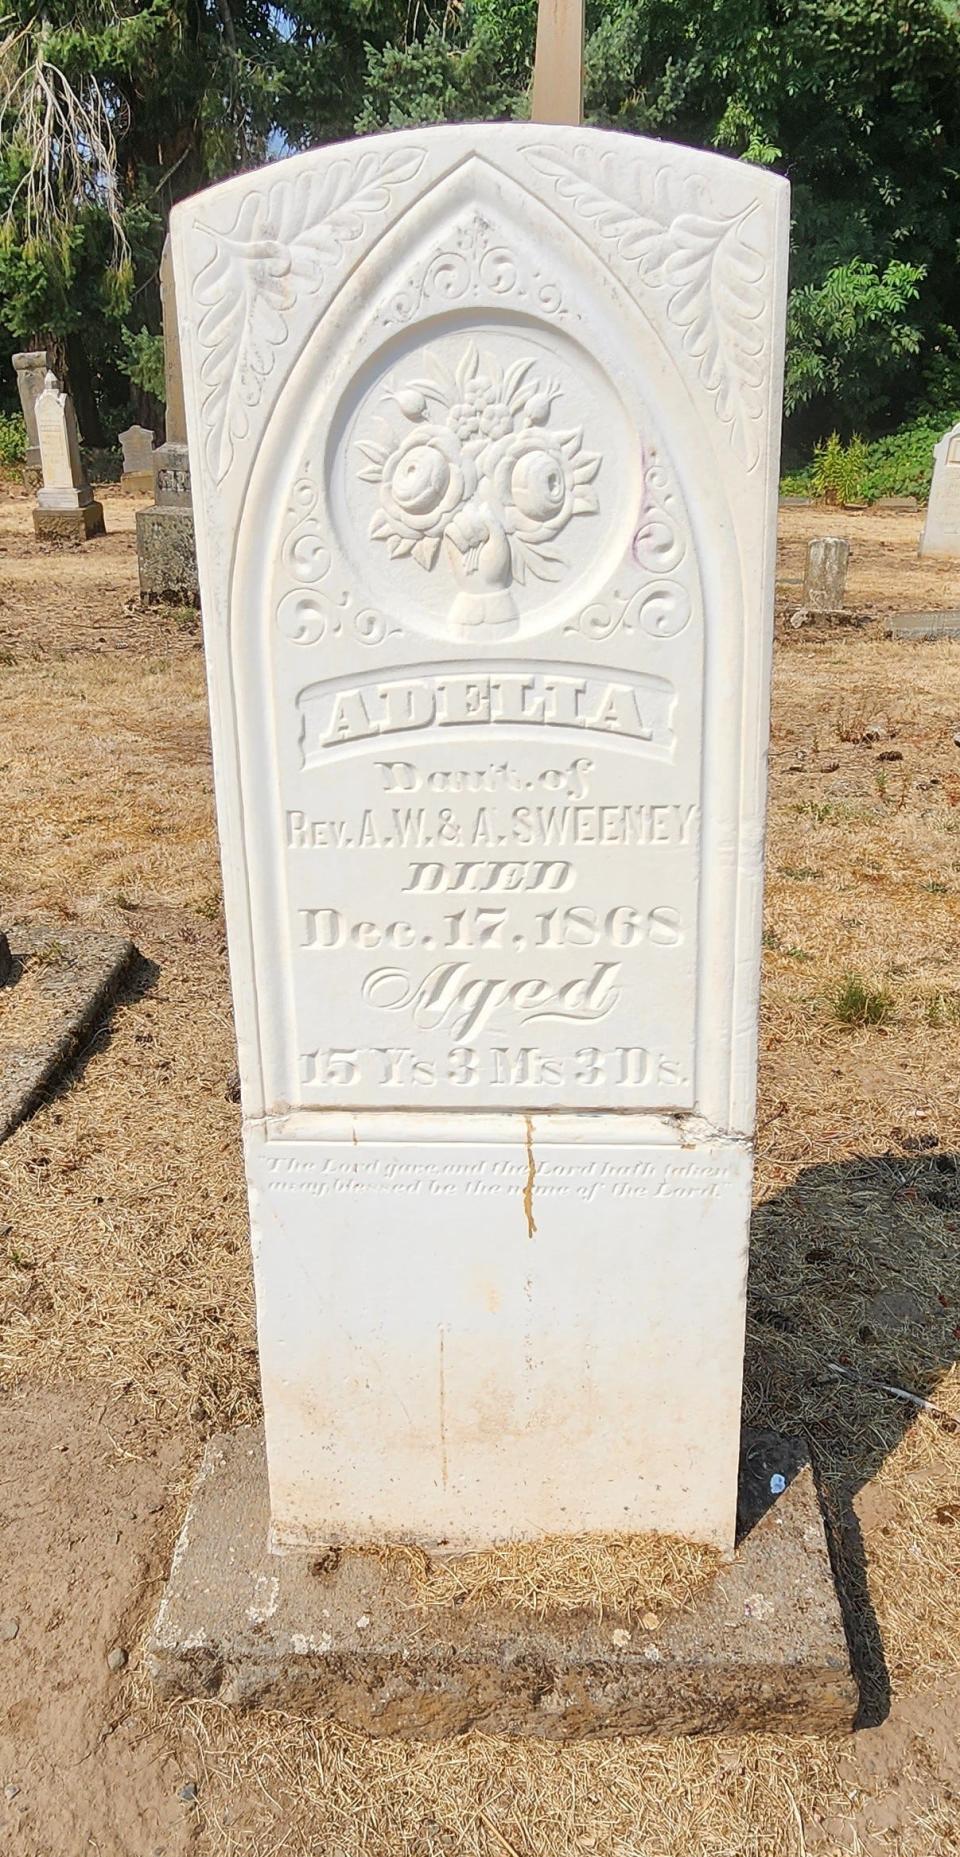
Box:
(119, 423, 155, 493)
(802, 536, 850, 613)
(920, 419, 960, 558)
(11, 348, 49, 485)
(152, 126, 856, 1730)
(32, 371, 105, 541)
(136, 239, 199, 602)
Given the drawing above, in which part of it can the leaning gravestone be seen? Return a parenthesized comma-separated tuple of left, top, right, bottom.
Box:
(151, 127, 856, 1731)
(920, 420, 960, 558)
(136, 239, 199, 602)
(118, 422, 155, 493)
(11, 349, 49, 486)
(32, 371, 104, 541)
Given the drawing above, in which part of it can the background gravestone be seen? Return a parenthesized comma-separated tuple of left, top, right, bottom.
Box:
(32, 371, 104, 542)
(119, 423, 155, 493)
(919, 420, 960, 557)
(12, 349, 50, 487)
(135, 239, 199, 604)
(802, 536, 850, 612)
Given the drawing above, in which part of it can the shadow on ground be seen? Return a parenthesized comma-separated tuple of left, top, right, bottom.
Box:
(743, 1147, 960, 1726)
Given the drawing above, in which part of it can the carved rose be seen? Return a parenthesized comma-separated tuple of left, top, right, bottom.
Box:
(371, 427, 477, 568)
(356, 340, 600, 633)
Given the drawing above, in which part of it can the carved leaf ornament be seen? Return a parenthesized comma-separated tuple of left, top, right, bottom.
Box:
(526, 147, 767, 466)
(193, 149, 425, 484)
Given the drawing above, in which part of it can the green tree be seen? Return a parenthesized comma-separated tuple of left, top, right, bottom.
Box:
(0, 2, 281, 437)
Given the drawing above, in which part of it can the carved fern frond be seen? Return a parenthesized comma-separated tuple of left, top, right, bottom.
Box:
(192, 148, 426, 485)
(526, 146, 767, 466)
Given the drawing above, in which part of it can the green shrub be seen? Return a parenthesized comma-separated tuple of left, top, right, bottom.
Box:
(0, 411, 26, 467)
(812, 432, 866, 503)
(859, 417, 954, 502)
(786, 415, 956, 504)
(119, 327, 165, 401)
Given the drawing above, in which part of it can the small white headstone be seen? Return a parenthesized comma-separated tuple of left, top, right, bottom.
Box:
(920, 420, 960, 557)
(802, 536, 849, 612)
(172, 126, 789, 1553)
(35, 371, 92, 510)
(119, 424, 155, 475)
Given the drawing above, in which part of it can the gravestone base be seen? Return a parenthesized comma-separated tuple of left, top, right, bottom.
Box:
(888, 610, 960, 640)
(121, 469, 153, 495)
(33, 500, 104, 542)
(136, 506, 199, 604)
(149, 1424, 857, 1738)
(136, 505, 198, 605)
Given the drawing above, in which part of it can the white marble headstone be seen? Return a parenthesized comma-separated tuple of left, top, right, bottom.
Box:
(920, 420, 960, 558)
(172, 127, 789, 1553)
(119, 423, 155, 475)
(35, 371, 92, 510)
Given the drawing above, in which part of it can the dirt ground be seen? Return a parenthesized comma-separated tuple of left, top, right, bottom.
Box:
(1, 488, 960, 1854)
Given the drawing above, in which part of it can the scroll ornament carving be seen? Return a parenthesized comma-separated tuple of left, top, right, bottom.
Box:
(192, 148, 425, 485)
(568, 449, 692, 641)
(526, 145, 767, 468)
(356, 340, 600, 634)
(383, 213, 564, 325)
(277, 477, 396, 648)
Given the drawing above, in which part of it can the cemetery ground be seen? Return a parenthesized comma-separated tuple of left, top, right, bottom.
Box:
(1, 485, 960, 1856)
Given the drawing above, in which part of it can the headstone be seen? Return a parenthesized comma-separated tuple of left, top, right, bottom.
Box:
(166, 123, 792, 1564)
(801, 536, 849, 612)
(118, 422, 155, 493)
(135, 237, 199, 603)
(888, 609, 960, 640)
(32, 371, 104, 542)
(12, 349, 49, 485)
(920, 421, 960, 557)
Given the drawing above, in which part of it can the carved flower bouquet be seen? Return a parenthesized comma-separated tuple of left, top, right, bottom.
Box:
(357, 341, 600, 635)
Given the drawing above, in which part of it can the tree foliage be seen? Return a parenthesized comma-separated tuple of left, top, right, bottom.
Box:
(2, 0, 960, 452)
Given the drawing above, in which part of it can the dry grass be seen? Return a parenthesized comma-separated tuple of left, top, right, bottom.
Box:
(3, 503, 960, 1852)
(383, 1533, 722, 1622)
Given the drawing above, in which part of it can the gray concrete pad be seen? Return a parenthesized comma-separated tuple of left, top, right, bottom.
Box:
(148, 1425, 858, 1738)
(0, 921, 136, 1139)
(888, 610, 960, 640)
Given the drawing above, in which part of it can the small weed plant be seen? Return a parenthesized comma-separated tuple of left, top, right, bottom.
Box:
(831, 973, 894, 1027)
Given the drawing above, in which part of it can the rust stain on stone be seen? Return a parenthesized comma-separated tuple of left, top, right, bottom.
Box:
(438, 1326, 448, 1490)
(523, 1115, 537, 1238)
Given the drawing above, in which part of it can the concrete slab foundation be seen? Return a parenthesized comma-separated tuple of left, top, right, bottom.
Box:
(136, 506, 199, 604)
(888, 610, 960, 640)
(0, 920, 136, 1139)
(33, 501, 105, 542)
(148, 1425, 858, 1738)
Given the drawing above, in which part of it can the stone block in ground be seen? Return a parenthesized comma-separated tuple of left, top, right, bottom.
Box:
(0, 921, 136, 1139)
(148, 1423, 858, 1738)
(136, 506, 199, 604)
(888, 610, 960, 640)
(33, 502, 105, 542)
